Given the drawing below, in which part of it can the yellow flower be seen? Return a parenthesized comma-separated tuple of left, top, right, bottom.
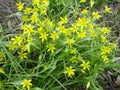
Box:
(22, 44, 31, 53)
(64, 29, 71, 36)
(101, 27, 110, 34)
(31, 13, 38, 23)
(101, 35, 108, 42)
(80, 0, 86, 3)
(92, 11, 101, 19)
(70, 48, 77, 54)
(60, 16, 68, 24)
(45, 18, 53, 27)
(22, 16, 29, 22)
(81, 9, 88, 15)
(39, 32, 48, 42)
(64, 66, 75, 78)
(50, 32, 59, 40)
(32, 0, 40, 5)
(27, 36, 33, 43)
(101, 55, 108, 61)
(37, 27, 44, 34)
(77, 55, 83, 61)
(24, 8, 32, 14)
(40, 8, 47, 15)
(8, 42, 17, 51)
(16, 2, 24, 11)
(21, 79, 32, 90)
(59, 25, 66, 33)
(71, 24, 78, 33)
(104, 6, 112, 13)
(90, 30, 97, 38)
(101, 46, 112, 55)
(77, 31, 87, 38)
(76, 17, 88, 27)
(11, 36, 23, 46)
(31, 7, 38, 13)
(70, 56, 78, 63)
(47, 44, 55, 53)
(18, 52, 27, 60)
(42, 0, 49, 7)
(67, 38, 75, 48)
(0, 68, 4, 74)
(80, 61, 90, 70)
(22, 24, 34, 36)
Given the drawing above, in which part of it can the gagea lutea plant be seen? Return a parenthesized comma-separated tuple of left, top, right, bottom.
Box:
(0, 0, 119, 90)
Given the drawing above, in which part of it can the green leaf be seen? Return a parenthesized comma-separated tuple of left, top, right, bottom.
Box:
(31, 87, 44, 90)
(86, 81, 90, 89)
(0, 24, 3, 33)
(12, 80, 23, 86)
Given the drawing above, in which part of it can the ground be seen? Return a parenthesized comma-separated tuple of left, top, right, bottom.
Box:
(0, 0, 19, 34)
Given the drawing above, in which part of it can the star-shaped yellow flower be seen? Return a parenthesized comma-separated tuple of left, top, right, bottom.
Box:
(21, 79, 32, 90)
(16, 2, 24, 11)
(64, 66, 75, 78)
(80, 61, 90, 70)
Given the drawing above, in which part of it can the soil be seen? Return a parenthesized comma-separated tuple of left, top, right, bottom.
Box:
(0, 0, 19, 34)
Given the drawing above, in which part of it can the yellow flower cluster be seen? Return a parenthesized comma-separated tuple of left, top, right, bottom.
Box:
(11, 0, 116, 82)
(100, 44, 116, 62)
